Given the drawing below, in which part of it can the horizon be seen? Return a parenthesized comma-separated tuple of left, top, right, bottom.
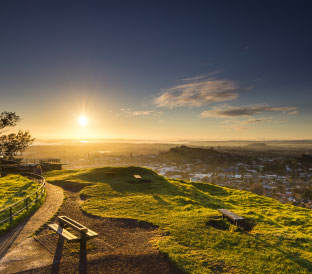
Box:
(32, 138, 312, 144)
(1, 1, 312, 141)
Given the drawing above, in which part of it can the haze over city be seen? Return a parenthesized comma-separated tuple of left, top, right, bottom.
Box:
(1, 1, 311, 140)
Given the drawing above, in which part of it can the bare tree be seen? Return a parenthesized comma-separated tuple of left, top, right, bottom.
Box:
(0, 111, 34, 159)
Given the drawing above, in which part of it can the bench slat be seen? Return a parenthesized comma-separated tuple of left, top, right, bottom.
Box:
(86, 229, 99, 239)
(58, 216, 88, 232)
(217, 209, 245, 221)
(58, 216, 99, 239)
(48, 223, 79, 242)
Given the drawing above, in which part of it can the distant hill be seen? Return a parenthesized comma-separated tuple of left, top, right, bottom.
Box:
(296, 154, 312, 163)
(159, 145, 221, 161)
(45, 167, 312, 274)
(158, 145, 246, 166)
(294, 154, 312, 168)
(246, 142, 268, 148)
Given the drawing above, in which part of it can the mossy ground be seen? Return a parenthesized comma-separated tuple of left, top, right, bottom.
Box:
(46, 167, 312, 274)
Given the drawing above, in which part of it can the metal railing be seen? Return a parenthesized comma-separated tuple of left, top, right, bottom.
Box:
(0, 173, 46, 227)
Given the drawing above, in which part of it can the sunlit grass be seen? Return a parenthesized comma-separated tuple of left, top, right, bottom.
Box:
(0, 174, 44, 233)
(46, 167, 312, 274)
(0, 174, 40, 209)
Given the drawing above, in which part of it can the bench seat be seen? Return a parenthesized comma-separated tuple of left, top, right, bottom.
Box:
(86, 228, 99, 239)
(217, 209, 245, 221)
(58, 216, 99, 239)
(48, 223, 79, 242)
(217, 209, 245, 226)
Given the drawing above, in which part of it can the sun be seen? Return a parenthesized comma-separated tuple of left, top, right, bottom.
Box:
(78, 115, 88, 126)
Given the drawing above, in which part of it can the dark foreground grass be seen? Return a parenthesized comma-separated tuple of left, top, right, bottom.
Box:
(46, 167, 312, 274)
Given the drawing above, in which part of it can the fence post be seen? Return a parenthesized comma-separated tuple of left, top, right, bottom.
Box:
(10, 207, 12, 225)
(25, 198, 29, 211)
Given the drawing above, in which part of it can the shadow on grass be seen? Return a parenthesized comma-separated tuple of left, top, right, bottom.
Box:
(81, 208, 159, 230)
(48, 180, 93, 192)
(251, 234, 312, 272)
(51, 166, 229, 211)
(86, 168, 230, 210)
(206, 218, 230, 230)
(21, 253, 186, 274)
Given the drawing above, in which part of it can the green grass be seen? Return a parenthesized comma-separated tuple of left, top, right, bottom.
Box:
(46, 167, 312, 274)
(0, 174, 44, 233)
(0, 174, 40, 209)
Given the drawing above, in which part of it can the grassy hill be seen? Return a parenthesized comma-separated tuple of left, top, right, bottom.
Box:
(0, 174, 40, 210)
(46, 167, 312, 274)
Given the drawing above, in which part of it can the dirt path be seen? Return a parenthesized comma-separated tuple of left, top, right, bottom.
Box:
(1, 187, 184, 274)
(0, 183, 64, 273)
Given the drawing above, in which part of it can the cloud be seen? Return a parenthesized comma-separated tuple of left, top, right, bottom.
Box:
(120, 108, 162, 116)
(154, 77, 243, 108)
(181, 71, 223, 81)
(241, 118, 268, 125)
(200, 104, 297, 118)
(225, 118, 273, 131)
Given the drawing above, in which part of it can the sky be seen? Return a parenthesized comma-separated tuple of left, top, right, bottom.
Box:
(0, 0, 311, 140)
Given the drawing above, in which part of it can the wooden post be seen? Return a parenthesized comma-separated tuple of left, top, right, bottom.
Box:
(25, 198, 29, 211)
(80, 231, 87, 251)
(9, 207, 12, 225)
(79, 231, 87, 274)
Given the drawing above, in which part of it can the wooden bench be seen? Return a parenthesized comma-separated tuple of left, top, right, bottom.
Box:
(217, 209, 245, 226)
(48, 216, 98, 248)
(131, 174, 153, 184)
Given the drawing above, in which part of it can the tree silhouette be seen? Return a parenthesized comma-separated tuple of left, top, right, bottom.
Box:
(0, 111, 34, 159)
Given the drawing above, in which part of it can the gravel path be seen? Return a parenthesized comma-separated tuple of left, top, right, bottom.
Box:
(0, 183, 184, 274)
(11, 188, 184, 274)
(0, 183, 64, 273)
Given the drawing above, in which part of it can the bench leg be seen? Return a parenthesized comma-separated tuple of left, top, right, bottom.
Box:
(79, 233, 87, 274)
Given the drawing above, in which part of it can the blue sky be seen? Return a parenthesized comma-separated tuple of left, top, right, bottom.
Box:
(0, 0, 311, 140)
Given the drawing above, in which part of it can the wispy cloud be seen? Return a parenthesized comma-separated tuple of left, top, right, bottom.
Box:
(120, 108, 162, 116)
(241, 118, 268, 125)
(200, 104, 297, 118)
(154, 76, 243, 108)
(181, 71, 223, 81)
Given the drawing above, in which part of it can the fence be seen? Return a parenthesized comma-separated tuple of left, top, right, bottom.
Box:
(0, 173, 46, 227)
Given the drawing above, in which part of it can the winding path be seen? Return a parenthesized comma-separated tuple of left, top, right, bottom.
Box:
(0, 183, 183, 274)
(0, 182, 64, 273)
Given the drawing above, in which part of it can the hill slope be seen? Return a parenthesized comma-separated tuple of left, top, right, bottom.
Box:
(46, 167, 312, 274)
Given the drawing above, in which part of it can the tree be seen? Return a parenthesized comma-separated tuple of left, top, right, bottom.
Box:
(0, 111, 34, 159)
